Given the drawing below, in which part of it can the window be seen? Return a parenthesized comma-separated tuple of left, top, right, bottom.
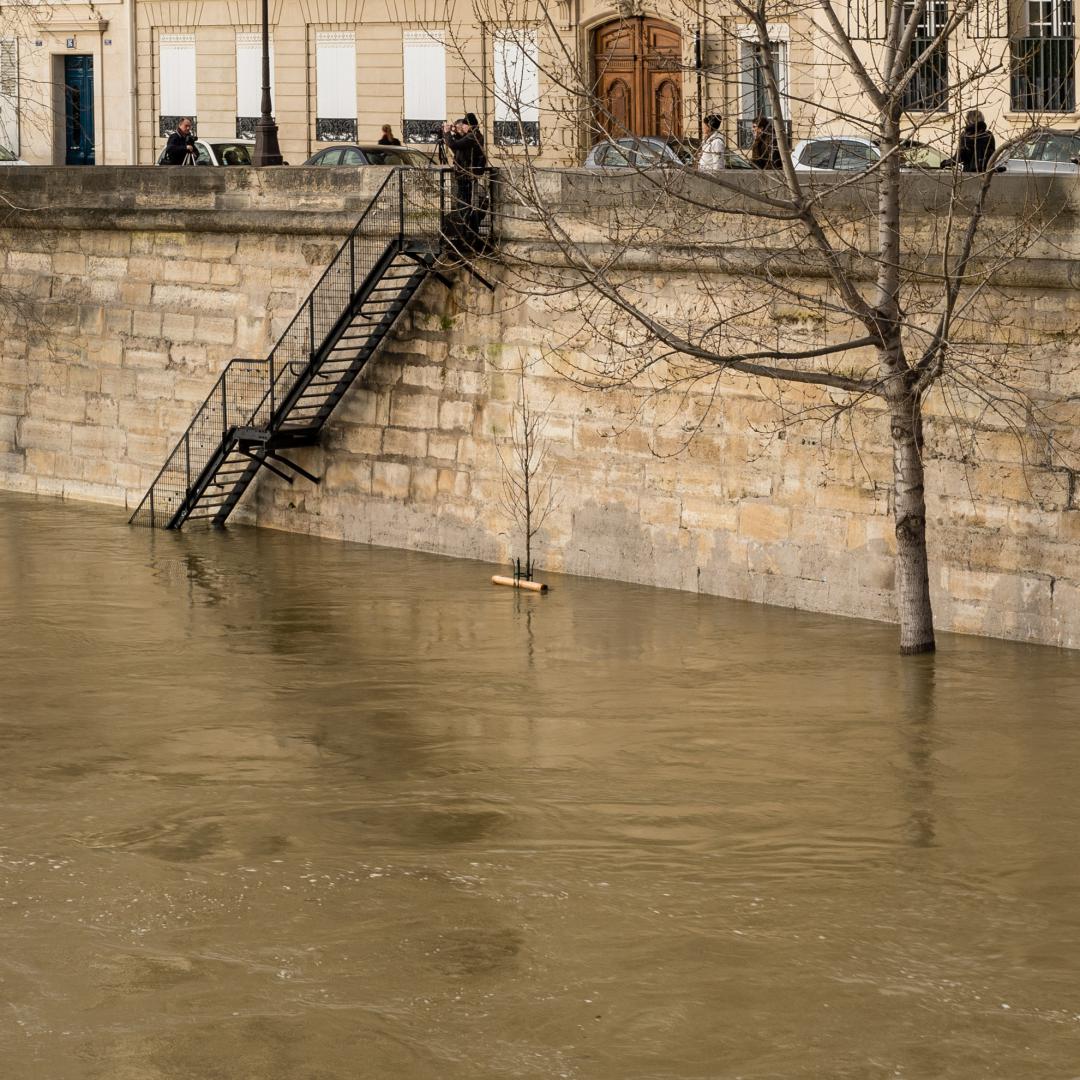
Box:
(1026, 0, 1075, 35)
(902, 0, 949, 111)
(595, 143, 630, 166)
(159, 33, 196, 137)
(736, 26, 789, 149)
(316, 31, 357, 142)
(833, 140, 879, 169)
(494, 29, 540, 146)
(339, 148, 364, 164)
(235, 32, 275, 139)
(403, 31, 446, 144)
(1011, 0, 1075, 110)
(800, 141, 836, 168)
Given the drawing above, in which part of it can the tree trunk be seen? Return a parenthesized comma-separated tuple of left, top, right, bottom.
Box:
(889, 392, 935, 654)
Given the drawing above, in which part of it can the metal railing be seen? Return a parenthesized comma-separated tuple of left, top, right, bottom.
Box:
(1011, 37, 1076, 112)
(129, 166, 480, 528)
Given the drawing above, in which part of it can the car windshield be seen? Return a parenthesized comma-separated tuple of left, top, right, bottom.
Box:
(209, 143, 253, 166)
(801, 141, 836, 168)
(900, 143, 946, 168)
(1011, 136, 1045, 160)
(363, 147, 429, 166)
(834, 141, 877, 169)
(1041, 134, 1080, 162)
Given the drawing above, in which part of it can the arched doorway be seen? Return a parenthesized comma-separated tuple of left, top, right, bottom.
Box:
(592, 17, 682, 142)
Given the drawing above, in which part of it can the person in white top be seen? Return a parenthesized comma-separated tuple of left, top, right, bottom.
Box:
(698, 114, 726, 172)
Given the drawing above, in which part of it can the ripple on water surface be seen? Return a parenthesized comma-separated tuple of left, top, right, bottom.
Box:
(2, 492, 1080, 1079)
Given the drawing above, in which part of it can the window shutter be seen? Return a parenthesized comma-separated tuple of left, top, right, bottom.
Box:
(159, 33, 196, 136)
(316, 31, 357, 141)
(493, 29, 540, 146)
(0, 38, 17, 155)
(403, 30, 446, 143)
(236, 31, 275, 137)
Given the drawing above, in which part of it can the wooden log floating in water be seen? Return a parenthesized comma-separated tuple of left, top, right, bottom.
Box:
(492, 575, 548, 593)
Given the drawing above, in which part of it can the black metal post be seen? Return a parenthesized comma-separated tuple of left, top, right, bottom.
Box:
(252, 0, 283, 166)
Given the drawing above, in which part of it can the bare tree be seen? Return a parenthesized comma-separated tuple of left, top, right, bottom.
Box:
(447, 0, 1080, 653)
(495, 356, 559, 579)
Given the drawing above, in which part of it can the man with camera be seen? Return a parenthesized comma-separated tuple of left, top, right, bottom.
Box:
(440, 115, 489, 250)
(162, 118, 197, 166)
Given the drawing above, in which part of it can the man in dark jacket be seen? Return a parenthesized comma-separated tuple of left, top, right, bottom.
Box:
(442, 117, 489, 248)
(957, 110, 996, 172)
(162, 117, 196, 165)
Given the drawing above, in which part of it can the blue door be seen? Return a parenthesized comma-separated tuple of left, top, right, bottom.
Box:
(64, 56, 95, 165)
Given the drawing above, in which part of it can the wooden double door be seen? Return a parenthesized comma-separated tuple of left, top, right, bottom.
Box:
(592, 17, 682, 141)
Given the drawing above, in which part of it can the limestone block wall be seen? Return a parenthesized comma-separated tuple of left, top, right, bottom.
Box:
(2, 167, 1080, 649)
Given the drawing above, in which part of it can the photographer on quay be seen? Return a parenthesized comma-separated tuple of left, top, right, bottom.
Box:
(162, 117, 197, 166)
(440, 115, 488, 251)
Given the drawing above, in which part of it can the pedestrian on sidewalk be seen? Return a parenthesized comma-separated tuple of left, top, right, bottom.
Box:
(378, 124, 401, 146)
(750, 116, 782, 170)
(956, 110, 996, 172)
(698, 114, 727, 172)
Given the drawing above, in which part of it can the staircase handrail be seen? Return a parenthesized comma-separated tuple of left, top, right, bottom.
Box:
(128, 167, 448, 526)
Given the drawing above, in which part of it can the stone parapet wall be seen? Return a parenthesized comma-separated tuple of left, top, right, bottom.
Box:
(2, 168, 1080, 648)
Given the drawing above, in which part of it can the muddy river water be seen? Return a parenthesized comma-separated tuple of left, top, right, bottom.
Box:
(2, 491, 1080, 1079)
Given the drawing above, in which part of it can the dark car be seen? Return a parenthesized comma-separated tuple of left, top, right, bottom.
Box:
(303, 144, 434, 167)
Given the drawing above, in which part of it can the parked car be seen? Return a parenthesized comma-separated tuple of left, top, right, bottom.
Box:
(999, 129, 1080, 173)
(0, 144, 28, 165)
(583, 135, 751, 169)
(155, 138, 255, 166)
(898, 139, 948, 169)
(792, 136, 880, 172)
(302, 144, 434, 167)
(792, 135, 948, 172)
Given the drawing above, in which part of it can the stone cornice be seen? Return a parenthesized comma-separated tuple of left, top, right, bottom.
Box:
(34, 17, 110, 34)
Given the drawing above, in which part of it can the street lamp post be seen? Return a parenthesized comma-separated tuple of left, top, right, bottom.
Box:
(252, 0, 283, 165)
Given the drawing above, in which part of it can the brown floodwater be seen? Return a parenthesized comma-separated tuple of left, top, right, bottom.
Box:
(2, 491, 1080, 1079)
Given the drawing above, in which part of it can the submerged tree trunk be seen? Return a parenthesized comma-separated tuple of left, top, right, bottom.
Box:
(888, 389, 936, 654)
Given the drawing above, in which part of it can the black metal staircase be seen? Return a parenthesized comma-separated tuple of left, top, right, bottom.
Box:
(130, 167, 486, 529)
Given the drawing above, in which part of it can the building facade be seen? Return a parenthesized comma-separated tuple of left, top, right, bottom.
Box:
(1, 2, 1080, 167)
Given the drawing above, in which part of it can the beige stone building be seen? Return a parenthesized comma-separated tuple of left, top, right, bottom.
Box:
(0, 0, 136, 165)
(3, 2, 1080, 165)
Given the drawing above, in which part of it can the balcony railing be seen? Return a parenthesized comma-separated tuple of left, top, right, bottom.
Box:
(901, 38, 949, 111)
(1011, 37, 1076, 112)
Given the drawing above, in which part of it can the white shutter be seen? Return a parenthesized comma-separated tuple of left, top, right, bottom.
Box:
(159, 34, 196, 118)
(403, 31, 446, 124)
(0, 38, 18, 156)
(493, 30, 539, 122)
(236, 32, 275, 118)
(316, 32, 357, 120)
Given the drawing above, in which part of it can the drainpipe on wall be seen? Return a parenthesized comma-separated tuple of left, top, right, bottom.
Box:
(127, 0, 137, 163)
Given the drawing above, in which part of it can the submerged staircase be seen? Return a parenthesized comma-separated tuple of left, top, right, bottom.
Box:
(130, 168, 487, 529)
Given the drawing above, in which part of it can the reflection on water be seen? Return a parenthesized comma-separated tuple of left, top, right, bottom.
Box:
(2, 491, 1080, 1079)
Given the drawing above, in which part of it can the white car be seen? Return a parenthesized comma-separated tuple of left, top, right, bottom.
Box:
(156, 138, 255, 166)
(999, 130, 1080, 174)
(791, 136, 950, 173)
(792, 137, 880, 172)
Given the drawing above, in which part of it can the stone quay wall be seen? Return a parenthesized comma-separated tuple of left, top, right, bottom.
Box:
(2, 166, 1080, 648)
